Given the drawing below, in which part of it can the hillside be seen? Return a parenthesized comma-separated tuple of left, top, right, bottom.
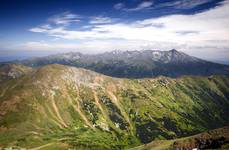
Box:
(18, 49, 229, 78)
(0, 63, 32, 82)
(130, 126, 229, 150)
(0, 64, 228, 149)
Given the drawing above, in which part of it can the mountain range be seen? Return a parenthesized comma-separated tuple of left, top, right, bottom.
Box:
(0, 63, 228, 149)
(17, 49, 229, 78)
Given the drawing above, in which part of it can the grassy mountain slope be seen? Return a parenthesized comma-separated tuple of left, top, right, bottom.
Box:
(130, 126, 229, 150)
(0, 64, 228, 149)
(0, 63, 32, 82)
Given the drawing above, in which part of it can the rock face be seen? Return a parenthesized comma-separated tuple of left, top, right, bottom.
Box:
(18, 49, 229, 78)
(0, 64, 228, 149)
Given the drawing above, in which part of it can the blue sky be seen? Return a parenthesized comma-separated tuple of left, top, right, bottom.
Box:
(0, 0, 229, 63)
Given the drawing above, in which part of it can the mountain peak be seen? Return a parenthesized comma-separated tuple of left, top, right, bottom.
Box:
(170, 49, 178, 52)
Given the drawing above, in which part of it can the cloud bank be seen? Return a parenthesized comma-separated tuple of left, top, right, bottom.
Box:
(25, 1, 229, 60)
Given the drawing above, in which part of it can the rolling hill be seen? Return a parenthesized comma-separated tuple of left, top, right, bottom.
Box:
(0, 64, 228, 149)
(17, 49, 229, 78)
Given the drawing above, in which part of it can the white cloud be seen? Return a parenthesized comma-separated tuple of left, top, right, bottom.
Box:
(30, 2, 229, 42)
(154, 0, 214, 9)
(21, 40, 178, 53)
(126, 1, 153, 11)
(40, 24, 52, 29)
(29, 11, 81, 34)
(114, 0, 216, 12)
(28, 1, 229, 60)
(114, 3, 125, 10)
(89, 16, 114, 24)
(114, 1, 153, 11)
(48, 11, 81, 26)
(29, 27, 48, 33)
